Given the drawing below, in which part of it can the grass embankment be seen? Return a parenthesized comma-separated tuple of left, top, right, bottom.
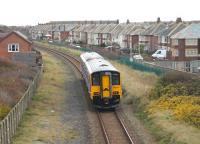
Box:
(111, 60, 200, 144)
(13, 52, 79, 144)
(0, 60, 37, 120)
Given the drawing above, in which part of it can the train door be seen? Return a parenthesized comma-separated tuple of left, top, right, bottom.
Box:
(102, 75, 110, 98)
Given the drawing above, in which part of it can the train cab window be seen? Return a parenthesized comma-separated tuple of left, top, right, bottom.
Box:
(92, 73, 100, 85)
(112, 73, 120, 85)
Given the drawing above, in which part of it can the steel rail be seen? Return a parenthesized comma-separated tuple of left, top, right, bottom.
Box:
(115, 111, 135, 144)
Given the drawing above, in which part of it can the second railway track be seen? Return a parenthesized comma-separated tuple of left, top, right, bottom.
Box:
(36, 45, 137, 144)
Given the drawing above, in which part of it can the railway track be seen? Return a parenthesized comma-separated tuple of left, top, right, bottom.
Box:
(36, 45, 136, 144)
(98, 111, 135, 144)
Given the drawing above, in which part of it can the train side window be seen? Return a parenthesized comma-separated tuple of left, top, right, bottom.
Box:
(112, 73, 120, 85)
(92, 73, 100, 85)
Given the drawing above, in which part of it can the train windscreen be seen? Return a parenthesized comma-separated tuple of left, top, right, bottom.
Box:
(112, 72, 120, 85)
(92, 73, 100, 85)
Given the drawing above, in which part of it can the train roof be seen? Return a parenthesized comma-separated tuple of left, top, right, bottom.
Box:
(80, 52, 119, 74)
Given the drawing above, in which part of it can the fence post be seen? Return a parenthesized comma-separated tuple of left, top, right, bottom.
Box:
(6, 117, 10, 144)
(0, 122, 2, 144)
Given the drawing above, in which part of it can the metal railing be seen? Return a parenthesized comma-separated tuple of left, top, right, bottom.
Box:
(0, 66, 43, 144)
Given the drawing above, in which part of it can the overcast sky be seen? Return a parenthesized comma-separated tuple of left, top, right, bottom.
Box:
(1, 0, 199, 26)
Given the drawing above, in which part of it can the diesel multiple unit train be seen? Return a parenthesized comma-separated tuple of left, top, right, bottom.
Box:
(80, 52, 122, 108)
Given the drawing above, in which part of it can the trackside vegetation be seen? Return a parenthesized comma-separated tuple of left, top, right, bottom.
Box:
(149, 72, 200, 128)
(0, 60, 37, 120)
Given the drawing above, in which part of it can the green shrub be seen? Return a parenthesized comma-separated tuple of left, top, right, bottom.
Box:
(0, 105, 11, 120)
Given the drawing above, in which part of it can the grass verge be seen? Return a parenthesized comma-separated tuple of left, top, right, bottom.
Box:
(12, 52, 79, 144)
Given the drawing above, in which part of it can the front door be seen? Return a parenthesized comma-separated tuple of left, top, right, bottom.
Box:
(102, 75, 110, 98)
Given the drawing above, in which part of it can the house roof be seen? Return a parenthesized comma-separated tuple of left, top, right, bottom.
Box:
(0, 25, 11, 33)
(92, 24, 108, 33)
(101, 24, 117, 33)
(0, 32, 9, 40)
(130, 28, 145, 35)
(156, 22, 187, 37)
(118, 24, 136, 35)
(142, 22, 167, 36)
(73, 24, 90, 32)
(32, 24, 53, 32)
(110, 23, 127, 35)
(52, 24, 77, 32)
(171, 23, 200, 39)
(0, 31, 32, 44)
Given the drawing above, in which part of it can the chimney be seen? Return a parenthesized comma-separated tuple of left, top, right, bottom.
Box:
(126, 19, 130, 24)
(157, 17, 161, 23)
(176, 17, 182, 23)
(116, 19, 119, 24)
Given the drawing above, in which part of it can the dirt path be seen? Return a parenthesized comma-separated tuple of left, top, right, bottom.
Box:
(12, 51, 92, 144)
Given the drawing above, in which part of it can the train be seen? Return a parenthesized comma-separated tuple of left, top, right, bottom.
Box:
(80, 52, 122, 109)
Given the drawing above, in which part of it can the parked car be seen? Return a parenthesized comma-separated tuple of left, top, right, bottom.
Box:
(152, 49, 167, 59)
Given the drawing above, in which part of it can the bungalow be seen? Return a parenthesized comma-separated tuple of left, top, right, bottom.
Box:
(0, 31, 37, 66)
(170, 23, 200, 61)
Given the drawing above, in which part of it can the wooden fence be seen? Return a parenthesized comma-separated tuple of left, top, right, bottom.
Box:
(0, 66, 43, 144)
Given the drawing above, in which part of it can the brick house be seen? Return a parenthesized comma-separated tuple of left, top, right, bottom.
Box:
(156, 18, 187, 50)
(0, 31, 32, 60)
(170, 23, 200, 61)
(141, 20, 167, 52)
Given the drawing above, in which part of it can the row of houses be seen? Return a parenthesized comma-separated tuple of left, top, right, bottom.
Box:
(30, 18, 200, 62)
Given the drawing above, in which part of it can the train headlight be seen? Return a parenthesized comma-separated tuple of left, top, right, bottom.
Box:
(113, 91, 119, 95)
(93, 92, 100, 96)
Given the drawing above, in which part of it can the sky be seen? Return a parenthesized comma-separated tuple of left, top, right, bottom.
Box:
(0, 0, 200, 26)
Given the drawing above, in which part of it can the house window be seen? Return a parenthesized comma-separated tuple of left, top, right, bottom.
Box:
(185, 39, 198, 46)
(8, 43, 19, 52)
(185, 49, 198, 57)
(171, 48, 179, 56)
(172, 39, 178, 46)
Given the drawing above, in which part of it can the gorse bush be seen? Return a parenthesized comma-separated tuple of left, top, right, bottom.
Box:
(149, 71, 200, 128)
(149, 96, 200, 128)
(149, 71, 200, 99)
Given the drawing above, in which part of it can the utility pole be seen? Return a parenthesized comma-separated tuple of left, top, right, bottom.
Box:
(130, 44, 133, 62)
